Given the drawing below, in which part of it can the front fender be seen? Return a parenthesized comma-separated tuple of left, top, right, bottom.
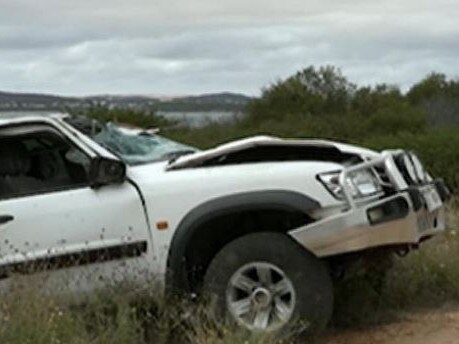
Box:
(165, 190, 321, 292)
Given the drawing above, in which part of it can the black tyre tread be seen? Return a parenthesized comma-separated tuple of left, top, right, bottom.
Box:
(203, 232, 333, 336)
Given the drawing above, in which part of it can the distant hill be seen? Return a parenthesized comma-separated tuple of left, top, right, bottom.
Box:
(0, 91, 252, 112)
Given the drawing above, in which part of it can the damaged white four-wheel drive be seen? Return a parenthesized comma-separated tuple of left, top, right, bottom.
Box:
(0, 114, 450, 339)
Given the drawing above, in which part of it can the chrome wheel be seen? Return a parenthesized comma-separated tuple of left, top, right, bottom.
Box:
(226, 262, 296, 332)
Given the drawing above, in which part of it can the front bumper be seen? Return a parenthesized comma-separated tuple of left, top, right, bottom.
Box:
(289, 151, 451, 257)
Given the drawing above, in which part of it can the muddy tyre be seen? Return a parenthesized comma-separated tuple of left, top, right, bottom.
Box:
(203, 232, 333, 337)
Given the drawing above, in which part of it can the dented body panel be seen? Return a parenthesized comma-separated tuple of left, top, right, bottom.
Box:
(167, 136, 379, 170)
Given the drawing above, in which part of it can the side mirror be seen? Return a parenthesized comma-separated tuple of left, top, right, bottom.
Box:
(89, 157, 126, 188)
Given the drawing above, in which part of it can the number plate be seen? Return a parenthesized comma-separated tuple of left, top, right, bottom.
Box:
(417, 211, 436, 232)
(422, 186, 442, 212)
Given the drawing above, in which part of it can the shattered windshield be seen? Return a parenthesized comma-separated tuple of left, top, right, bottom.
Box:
(66, 117, 198, 165)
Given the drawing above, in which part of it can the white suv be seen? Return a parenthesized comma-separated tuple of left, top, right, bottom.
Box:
(0, 113, 451, 335)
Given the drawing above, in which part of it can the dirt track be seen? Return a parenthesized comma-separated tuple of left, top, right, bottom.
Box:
(321, 308, 459, 344)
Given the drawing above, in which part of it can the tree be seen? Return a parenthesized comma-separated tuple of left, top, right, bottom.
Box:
(408, 73, 459, 126)
(245, 66, 356, 122)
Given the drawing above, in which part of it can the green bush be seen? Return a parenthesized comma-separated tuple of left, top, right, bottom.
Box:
(245, 66, 355, 122)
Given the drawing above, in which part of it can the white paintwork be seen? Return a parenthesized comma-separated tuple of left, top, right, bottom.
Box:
(0, 114, 448, 293)
(128, 160, 343, 275)
(0, 182, 155, 290)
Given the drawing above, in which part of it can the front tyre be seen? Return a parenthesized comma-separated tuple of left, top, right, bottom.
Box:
(203, 232, 333, 337)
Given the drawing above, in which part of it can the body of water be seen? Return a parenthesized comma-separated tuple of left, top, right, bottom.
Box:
(159, 111, 240, 128)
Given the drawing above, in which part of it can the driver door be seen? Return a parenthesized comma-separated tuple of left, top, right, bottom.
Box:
(0, 122, 154, 291)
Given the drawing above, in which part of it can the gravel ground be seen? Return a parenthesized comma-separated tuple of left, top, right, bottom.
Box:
(320, 308, 459, 344)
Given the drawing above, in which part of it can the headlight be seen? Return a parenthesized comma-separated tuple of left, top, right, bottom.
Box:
(318, 169, 382, 199)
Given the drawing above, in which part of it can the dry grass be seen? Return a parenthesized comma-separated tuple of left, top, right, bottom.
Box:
(333, 199, 459, 328)
(0, 279, 277, 344)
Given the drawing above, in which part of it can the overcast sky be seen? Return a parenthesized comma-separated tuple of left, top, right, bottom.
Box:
(0, 0, 458, 96)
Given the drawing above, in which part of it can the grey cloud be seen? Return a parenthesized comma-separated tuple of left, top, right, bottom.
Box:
(0, 0, 458, 95)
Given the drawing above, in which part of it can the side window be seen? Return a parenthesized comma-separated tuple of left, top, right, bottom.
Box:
(0, 128, 91, 200)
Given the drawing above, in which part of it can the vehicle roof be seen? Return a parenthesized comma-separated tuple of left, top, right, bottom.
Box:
(0, 112, 67, 126)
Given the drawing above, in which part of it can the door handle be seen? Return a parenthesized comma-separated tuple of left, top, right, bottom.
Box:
(0, 215, 14, 226)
